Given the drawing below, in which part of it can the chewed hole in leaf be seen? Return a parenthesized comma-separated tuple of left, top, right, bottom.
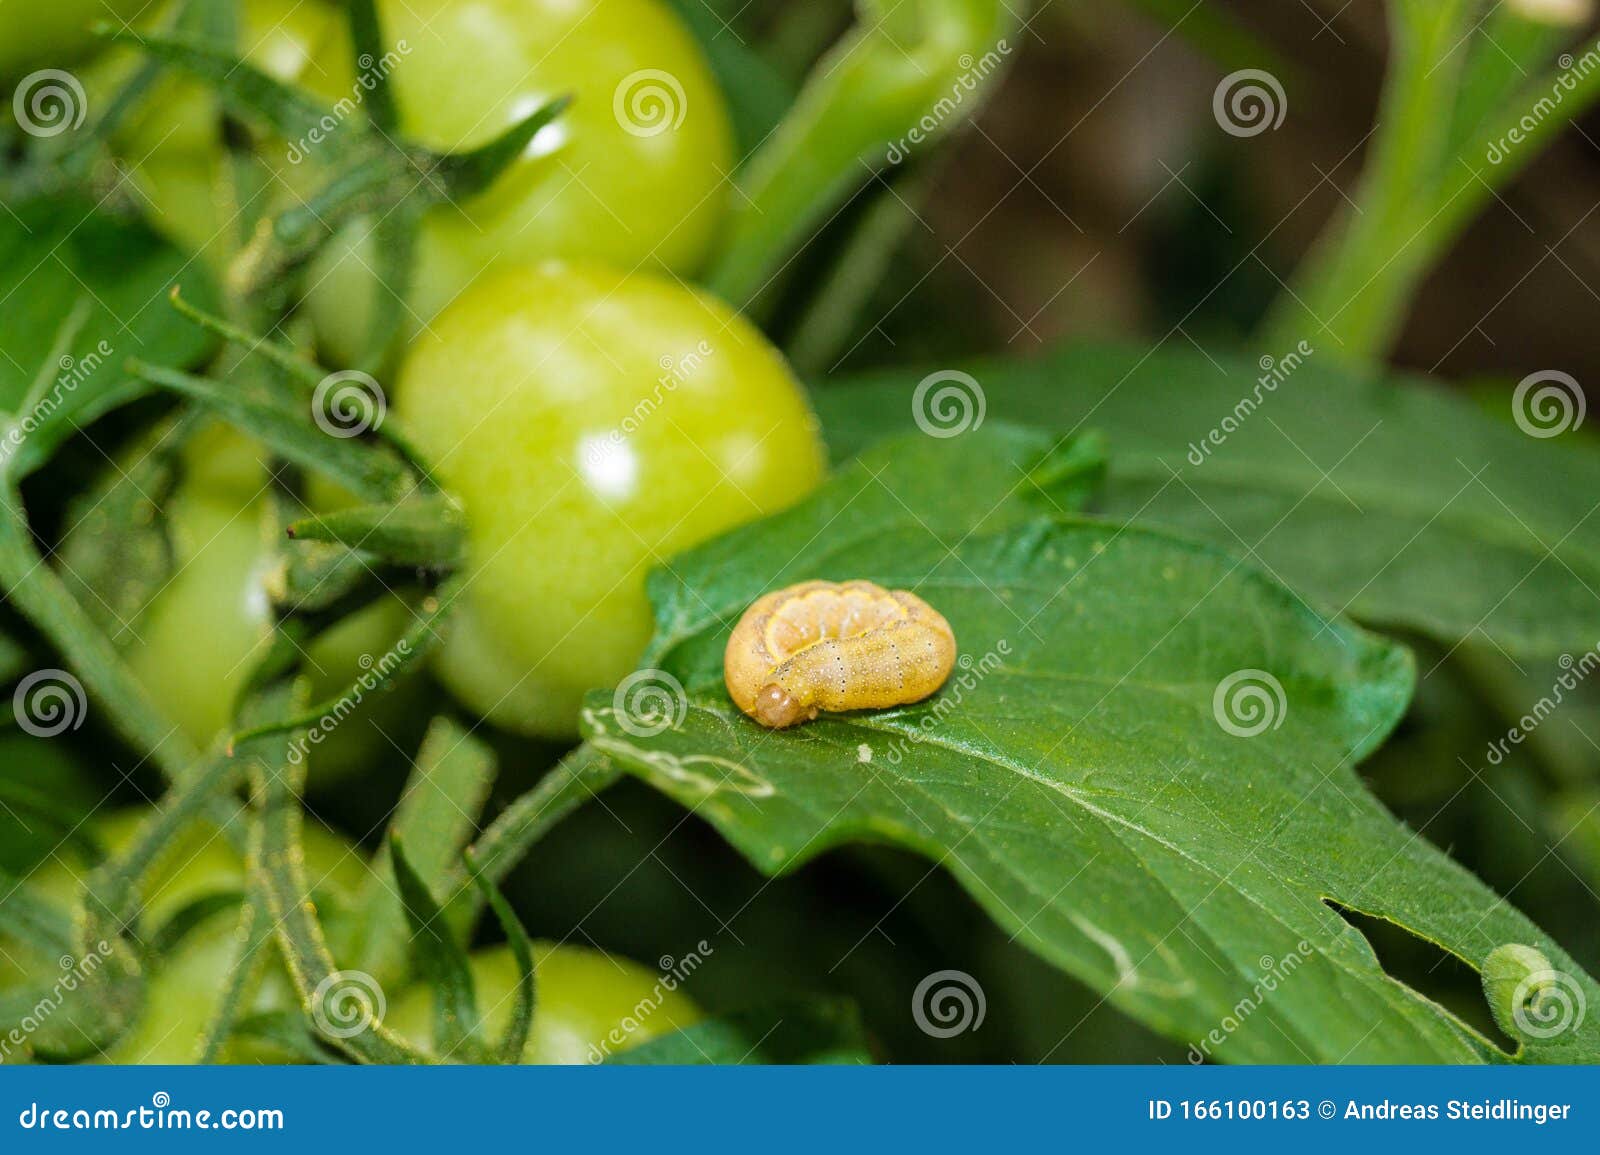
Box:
(1322, 900, 1516, 1055)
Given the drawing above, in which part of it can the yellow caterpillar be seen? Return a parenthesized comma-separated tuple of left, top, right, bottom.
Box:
(724, 580, 958, 729)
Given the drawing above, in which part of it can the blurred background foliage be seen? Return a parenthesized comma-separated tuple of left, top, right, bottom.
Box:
(716, 0, 1600, 385)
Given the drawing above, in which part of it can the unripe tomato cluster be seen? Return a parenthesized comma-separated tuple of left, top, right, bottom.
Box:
(4, 0, 821, 1061)
(31, 0, 826, 747)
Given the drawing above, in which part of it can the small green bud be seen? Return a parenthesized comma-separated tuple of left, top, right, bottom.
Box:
(1482, 943, 1586, 1044)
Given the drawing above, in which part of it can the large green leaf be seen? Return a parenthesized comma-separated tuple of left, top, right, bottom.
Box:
(815, 343, 1600, 659)
(581, 426, 1600, 1063)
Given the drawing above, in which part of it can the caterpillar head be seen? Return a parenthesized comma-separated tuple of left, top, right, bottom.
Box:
(752, 684, 815, 729)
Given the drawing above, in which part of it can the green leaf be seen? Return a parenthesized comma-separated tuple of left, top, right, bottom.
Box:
(352, 718, 495, 987)
(463, 848, 536, 1065)
(286, 494, 465, 568)
(160, 287, 437, 479)
(0, 195, 217, 480)
(610, 998, 873, 1065)
(128, 359, 413, 503)
(98, 27, 357, 159)
(273, 536, 375, 614)
(581, 427, 1600, 1063)
(391, 835, 483, 1062)
(246, 682, 429, 1064)
(428, 97, 570, 202)
(817, 343, 1600, 659)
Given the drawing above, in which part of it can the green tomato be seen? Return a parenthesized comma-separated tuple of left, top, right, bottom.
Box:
(394, 261, 826, 737)
(72, 423, 419, 780)
(386, 942, 703, 1063)
(301, 0, 734, 367)
(0, 0, 148, 76)
(7, 808, 371, 1064)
